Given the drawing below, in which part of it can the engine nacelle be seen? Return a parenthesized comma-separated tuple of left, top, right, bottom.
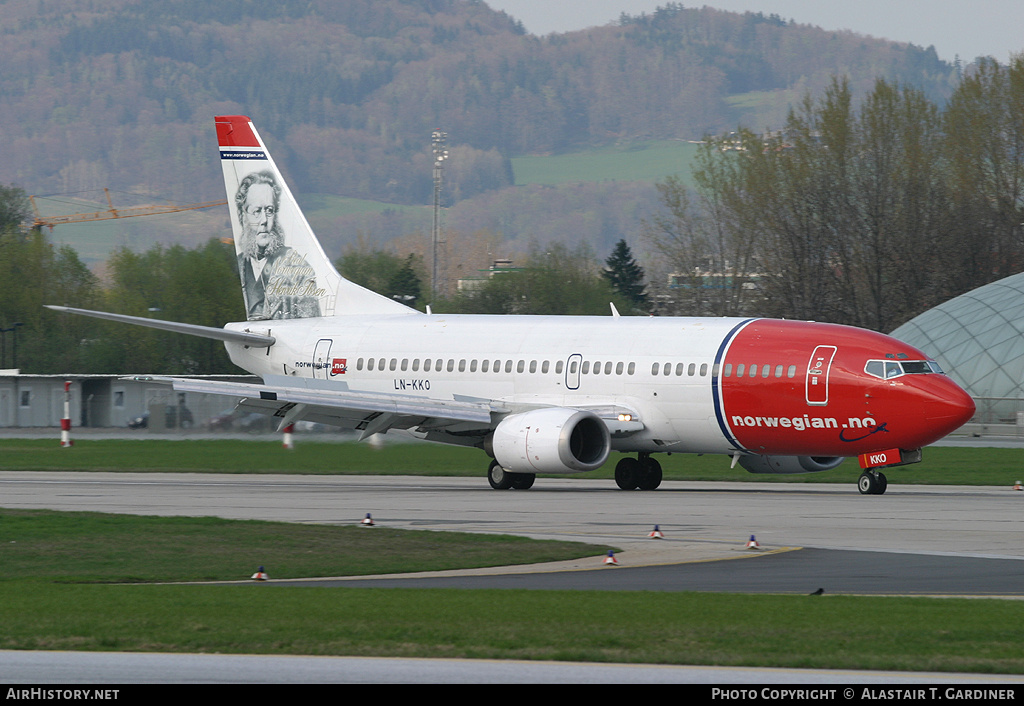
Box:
(738, 455, 845, 474)
(491, 408, 611, 474)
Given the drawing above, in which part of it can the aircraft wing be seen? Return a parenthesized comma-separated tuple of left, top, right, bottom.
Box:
(134, 375, 502, 439)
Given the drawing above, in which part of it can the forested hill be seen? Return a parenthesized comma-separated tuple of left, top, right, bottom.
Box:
(2, 0, 956, 207)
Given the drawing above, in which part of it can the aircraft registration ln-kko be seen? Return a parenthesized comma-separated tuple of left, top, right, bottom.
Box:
(48, 116, 975, 494)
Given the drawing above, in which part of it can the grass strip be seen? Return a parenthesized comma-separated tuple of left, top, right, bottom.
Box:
(2, 583, 1023, 673)
(0, 438, 1020, 487)
(0, 509, 608, 582)
(3, 509, 1023, 673)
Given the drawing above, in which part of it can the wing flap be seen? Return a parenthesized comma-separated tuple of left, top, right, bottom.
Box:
(132, 375, 498, 425)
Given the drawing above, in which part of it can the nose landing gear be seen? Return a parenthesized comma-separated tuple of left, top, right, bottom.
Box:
(858, 470, 888, 495)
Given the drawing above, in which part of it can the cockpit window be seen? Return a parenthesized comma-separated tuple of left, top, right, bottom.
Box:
(865, 359, 942, 380)
(901, 361, 932, 374)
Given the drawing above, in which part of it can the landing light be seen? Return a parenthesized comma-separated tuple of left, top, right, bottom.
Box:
(618, 413, 633, 422)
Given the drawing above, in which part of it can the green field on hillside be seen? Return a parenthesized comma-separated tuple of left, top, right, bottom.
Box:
(511, 139, 699, 186)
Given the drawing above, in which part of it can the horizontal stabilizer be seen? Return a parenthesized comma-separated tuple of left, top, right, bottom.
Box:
(45, 305, 276, 348)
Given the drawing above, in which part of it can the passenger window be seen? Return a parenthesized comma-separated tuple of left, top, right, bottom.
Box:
(529, 360, 537, 373)
(761, 365, 769, 378)
(568, 360, 577, 374)
(675, 363, 684, 376)
(627, 362, 635, 375)
(664, 363, 671, 376)
(517, 360, 525, 373)
(481, 359, 490, 373)
(652, 363, 659, 375)
(582, 361, 591, 374)
(749, 365, 757, 378)
(735, 364, 744, 377)
(542, 361, 550, 374)
(787, 365, 796, 378)
(604, 362, 612, 375)
(700, 363, 708, 376)
(688, 363, 696, 376)
(412, 359, 420, 372)
(775, 364, 783, 378)
(459, 359, 467, 372)
(470, 360, 477, 372)
(616, 362, 623, 375)
(357, 358, 364, 371)
(447, 359, 455, 372)
(556, 361, 564, 374)
(390, 358, 398, 371)
(401, 358, 408, 371)
(504, 360, 513, 373)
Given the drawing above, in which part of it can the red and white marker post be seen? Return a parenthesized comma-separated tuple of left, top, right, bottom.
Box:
(60, 381, 72, 447)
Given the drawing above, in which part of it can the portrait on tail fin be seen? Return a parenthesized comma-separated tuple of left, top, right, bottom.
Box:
(234, 170, 323, 320)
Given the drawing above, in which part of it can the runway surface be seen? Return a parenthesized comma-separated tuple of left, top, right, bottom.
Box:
(3, 471, 1024, 595)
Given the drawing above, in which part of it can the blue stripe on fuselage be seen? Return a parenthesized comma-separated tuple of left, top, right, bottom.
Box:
(711, 318, 757, 452)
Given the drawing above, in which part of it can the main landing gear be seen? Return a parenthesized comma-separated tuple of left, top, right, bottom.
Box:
(487, 460, 535, 490)
(615, 453, 663, 490)
(858, 469, 888, 495)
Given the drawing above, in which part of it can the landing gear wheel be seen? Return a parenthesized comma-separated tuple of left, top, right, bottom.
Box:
(615, 457, 641, 490)
(511, 473, 535, 490)
(637, 456, 663, 490)
(858, 470, 888, 495)
(488, 460, 514, 490)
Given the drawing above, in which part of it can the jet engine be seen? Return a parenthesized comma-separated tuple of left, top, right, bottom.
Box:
(490, 408, 610, 474)
(738, 455, 845, 474)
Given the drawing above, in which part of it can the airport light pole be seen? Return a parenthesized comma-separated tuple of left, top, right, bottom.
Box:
(431, 129, 448, 301)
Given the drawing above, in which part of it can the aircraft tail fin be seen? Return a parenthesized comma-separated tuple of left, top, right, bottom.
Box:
(216, 115, 416, 320)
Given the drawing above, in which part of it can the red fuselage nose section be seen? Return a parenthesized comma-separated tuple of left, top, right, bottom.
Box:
(716, 320, 975, 456)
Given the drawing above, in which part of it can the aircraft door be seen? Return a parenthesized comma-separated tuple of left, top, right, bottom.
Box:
(312, 338, 332, 379)
(565, 353, 582, 390)
(805, 345, 837, 406)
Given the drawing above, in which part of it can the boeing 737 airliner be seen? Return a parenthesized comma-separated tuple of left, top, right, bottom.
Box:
(49, 116, 975, 494)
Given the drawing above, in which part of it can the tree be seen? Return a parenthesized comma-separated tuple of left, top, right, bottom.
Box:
(0, 185, 30, 232)
(386, 254, 423, 307)
(943, 55, 1024, 291)
(336, 245, 428, 310)
(644, 148, 760, 317)
(97, 240, 244, 374)
(446, 242, 630, 315)
(0, 229, 100, 373)
(602, 240, 648, 311)
(336, 246, 406, 297)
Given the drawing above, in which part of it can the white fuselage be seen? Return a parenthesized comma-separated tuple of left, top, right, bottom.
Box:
(226, 313, 744, 454)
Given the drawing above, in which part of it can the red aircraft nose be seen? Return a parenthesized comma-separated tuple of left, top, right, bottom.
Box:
(898, 375, 975, 448)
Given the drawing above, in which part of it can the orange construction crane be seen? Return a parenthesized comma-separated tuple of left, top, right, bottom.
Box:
(30, 188, 226, 230)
